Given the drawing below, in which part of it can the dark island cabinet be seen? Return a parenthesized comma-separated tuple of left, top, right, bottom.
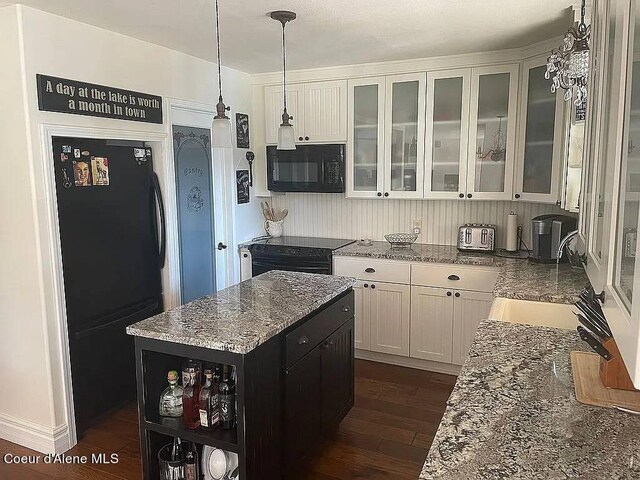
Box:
(134, 289, 354, 480)
(283, 298, 355, 477)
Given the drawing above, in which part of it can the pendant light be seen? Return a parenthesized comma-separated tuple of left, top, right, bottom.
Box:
(211, 0, 233, 148)
(271, 11, 297, 150)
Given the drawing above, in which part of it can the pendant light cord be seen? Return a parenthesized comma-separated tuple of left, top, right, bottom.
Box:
(215, 0, 223, 101)
(282, 21, 287, 112)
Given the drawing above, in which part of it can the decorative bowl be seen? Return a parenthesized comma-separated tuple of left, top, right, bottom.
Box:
(384, 233, 418, 248)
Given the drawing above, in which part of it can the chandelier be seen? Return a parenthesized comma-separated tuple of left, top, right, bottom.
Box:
(478, 116, 506, 163)
(545, 0, 590, 105)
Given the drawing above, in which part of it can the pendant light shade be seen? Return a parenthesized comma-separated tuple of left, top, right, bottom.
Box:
(212, 0, 233, 148)
(278, 123, 296, 150)
(212, 116, 233, 148)
(271, 11, 297, 150)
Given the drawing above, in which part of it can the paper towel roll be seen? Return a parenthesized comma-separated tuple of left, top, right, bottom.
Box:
(506, 212, 518, 252)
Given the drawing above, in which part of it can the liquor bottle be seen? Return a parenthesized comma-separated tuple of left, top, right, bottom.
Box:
(184, 442, 199, 480)
(210, 364, 221, 428)
(219, 365, 236, 430)
(159, 370, 183, 417)
(198, 369, 213, 430)
(170, 437, 183, 462)
(182, 360, 201, 429)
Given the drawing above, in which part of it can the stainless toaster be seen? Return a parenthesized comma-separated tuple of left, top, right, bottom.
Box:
(457, 224, 496, 252)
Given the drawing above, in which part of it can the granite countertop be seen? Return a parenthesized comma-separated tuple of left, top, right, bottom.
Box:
(420, 320, 640, 479)
(126, 271, 355, 354)
(334, 242, 588, 304)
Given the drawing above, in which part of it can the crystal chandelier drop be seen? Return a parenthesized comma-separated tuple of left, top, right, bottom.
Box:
(478, 116, 506, 163)
(545, 0, 590, 106)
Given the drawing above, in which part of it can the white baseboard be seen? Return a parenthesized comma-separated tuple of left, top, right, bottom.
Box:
(356, 349, 462, 376)
(0, 412, 70, 454)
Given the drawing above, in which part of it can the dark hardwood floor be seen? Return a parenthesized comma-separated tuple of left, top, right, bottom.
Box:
(0, 360, 455, 480)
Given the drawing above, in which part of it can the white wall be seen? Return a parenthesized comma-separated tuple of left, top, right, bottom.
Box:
(0, 6, 55, 448)
(0, 4, 261, 453)
(270, 194, 573, 248)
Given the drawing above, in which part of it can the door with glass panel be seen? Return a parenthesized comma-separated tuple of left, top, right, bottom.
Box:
(347, 77, 385, 198)
(424, 69, 470, 199)
(383, 73, 426, 199)
(467, 65, 519, 200)
(515, 58, 566, 203)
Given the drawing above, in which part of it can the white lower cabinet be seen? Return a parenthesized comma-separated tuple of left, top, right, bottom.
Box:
(369, 281, 411, 356)
(334, 257, 497, 368)
(452, 290, 494, 365)
(353, 280, 371, 351)
(410, 286, 454, 363)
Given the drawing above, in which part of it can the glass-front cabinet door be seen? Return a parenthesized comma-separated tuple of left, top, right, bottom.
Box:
(586, 0, 625, 293)
(383, 73, 426, 199)
(514, 58, 565, 203)
(467, 65, 519, 200)
(601, 0, 640, 389)
(347, 77, 385, 198)
(424, 69, 470, 199)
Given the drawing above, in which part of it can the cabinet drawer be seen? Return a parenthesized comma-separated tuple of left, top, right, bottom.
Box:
(333, 257, 410, 284)
(285, 291, 354, 368)
(411, 263, 499, 292)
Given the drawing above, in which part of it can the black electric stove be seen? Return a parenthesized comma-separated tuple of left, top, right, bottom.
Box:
(248, 236, 355, 276)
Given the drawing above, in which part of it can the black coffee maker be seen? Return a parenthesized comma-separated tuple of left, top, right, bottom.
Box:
(530, 214, 577, 263)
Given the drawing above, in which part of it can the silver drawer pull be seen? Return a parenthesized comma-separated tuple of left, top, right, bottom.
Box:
(448, 274, 460, 281)
(342, 306, 350, 313)
(297, 336, 309, 345)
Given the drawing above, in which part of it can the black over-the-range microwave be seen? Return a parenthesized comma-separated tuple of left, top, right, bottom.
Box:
(266, 144, 345, 193)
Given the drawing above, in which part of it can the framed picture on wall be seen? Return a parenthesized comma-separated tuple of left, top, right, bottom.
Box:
(236, 113, 250, 149)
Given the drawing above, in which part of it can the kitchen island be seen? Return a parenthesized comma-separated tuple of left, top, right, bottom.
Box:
(126, 270, 356, 480)
(420, 320, 640, 479)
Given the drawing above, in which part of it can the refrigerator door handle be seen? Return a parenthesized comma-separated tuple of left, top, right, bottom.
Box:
(73, 299, 161, 340)
(152, 172, 167, 268)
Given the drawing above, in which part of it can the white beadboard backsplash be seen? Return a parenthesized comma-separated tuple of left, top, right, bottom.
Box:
(270, 194, 574, 248)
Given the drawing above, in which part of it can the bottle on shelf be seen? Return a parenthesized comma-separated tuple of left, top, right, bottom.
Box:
(159, 370, 183, 417)
(182, 360, 202, 429)
(170, 436, 183, 462)
(198, 369, 215, 430)
(219, 365, 236, 430)
(184, 441, 199, 480)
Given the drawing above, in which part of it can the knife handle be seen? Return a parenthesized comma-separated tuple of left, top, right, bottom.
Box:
(577, 326, 612, 361)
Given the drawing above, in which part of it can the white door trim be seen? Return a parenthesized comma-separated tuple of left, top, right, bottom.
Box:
(38, 123, 170, 452)
(167, 98, 234, 291)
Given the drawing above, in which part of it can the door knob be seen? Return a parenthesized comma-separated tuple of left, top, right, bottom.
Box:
(370, 284, 376, 289)
(363, 283, 369, 288)
(467, 193, 473, 199)
(455, 292, 460, 298)
(447, 291, 452, 296)
(459, 193, 464, 198)
(304, 136, 309, 141)
(297, 336, 309, 345)
(217, 242, 228, 250)
(298, 136, 303, 141)
(515, 193, 521, 199)
(384, 192, 389, 197)
(377, 192, 382, 197)
(341, 306, 350, 313)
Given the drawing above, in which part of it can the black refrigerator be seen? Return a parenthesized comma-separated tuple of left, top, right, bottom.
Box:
(52, 137, 165, 435)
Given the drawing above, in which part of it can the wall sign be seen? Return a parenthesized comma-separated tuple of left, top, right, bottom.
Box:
(236, 113, 250, 149)
(236, 170, 250, 204)
(36, 74, 163, 124)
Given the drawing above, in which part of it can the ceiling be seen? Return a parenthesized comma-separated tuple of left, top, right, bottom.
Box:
(1, 0, 576, 74)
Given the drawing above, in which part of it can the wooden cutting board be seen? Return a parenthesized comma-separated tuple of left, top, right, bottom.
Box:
(571, 351, 640, 409)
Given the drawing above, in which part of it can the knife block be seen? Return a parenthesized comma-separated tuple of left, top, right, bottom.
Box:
(599, 338, 638, 391)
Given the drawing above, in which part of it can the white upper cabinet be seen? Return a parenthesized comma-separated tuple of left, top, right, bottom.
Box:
(347, 74, 426, 198)
(303, 81, 348, 143)
(264, 83, 304, 145)
(514, 58, 566, 204)
(383, 73, 426, 199)
(264, 80, 346, 145)
(467, 65, 519, 200)
(424, 69, 471, 199)
(347, 77, 386, 198)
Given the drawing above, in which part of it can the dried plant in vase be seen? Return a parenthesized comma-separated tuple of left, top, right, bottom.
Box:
(261, 201, 288, 237)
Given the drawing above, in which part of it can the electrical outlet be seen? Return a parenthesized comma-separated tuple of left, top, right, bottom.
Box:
(413, 220, 422, 235)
